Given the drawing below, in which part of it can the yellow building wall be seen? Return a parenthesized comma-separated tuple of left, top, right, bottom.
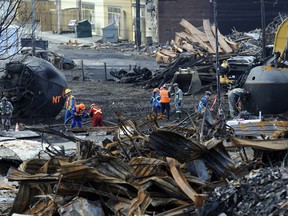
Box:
(50, 8, 92, 33)
(60, 0, 77, 9)
(103, 0, 133, 41)
(18, 0, 134, 39)
(48, 0, 94, 33)
(94, 0, 105, 36)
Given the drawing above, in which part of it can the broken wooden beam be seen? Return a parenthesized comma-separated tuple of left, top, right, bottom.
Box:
(167, 157, 207, 208)
(211, 25, 233, 53)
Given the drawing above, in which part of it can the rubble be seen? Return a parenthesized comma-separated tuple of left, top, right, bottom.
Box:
(107, 14, 287, 88)
(203, 166, 288, 215)
(0, 107, 287, 215)
(0, 13, 288, 216)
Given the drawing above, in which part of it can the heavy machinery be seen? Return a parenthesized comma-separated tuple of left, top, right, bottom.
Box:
(220, 55, 257, 85)
(0, 55, 67, 123)
(243, 18, 288, 114)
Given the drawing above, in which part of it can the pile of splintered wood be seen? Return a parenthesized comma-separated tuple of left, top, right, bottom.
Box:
(4, 111, 288, 215)
(156, 19, 238, 64)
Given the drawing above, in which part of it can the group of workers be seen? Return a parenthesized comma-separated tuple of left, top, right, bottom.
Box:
(151, 82, 211, 121)
(150, 83, 183, 121)
(151, 83, 249, 120)
(0, 85, 248, 131)
(64, 88, 103, 128)
(197, 88, 249, 118)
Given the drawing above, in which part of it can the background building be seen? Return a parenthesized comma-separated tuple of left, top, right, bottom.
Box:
(147, 0, 287, 44)
(16, 0, 288, 44)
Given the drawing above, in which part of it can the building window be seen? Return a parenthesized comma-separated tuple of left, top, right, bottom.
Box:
(108, 7, 121, 14)
(83, 2, 95, 30)
(108, 6, 121, 36)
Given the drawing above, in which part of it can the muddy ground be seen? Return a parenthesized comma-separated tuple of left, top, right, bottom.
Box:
(55, 44, 209, 125)
(59, 73, 203, 125)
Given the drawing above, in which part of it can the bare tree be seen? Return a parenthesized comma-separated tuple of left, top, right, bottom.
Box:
(0, 0, 39, 60)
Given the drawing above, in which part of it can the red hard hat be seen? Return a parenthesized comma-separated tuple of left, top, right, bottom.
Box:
(79, 103, 85, 110)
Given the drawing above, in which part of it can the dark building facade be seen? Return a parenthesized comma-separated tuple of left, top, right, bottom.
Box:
(156, 0, 287, 44)
(157, 0, 212, 44)
(217, 0, 287, 34)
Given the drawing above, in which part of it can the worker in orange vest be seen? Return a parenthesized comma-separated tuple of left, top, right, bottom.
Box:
(160, 84, 171, 120)
(89, 103, 103, 127)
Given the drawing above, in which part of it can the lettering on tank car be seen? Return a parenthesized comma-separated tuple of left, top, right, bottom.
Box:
(52, 96, 62, 104)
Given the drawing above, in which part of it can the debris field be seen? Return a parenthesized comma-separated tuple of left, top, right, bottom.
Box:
(1, 14, 288, 216)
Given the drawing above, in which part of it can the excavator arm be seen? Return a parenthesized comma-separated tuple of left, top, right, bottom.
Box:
(273, 18, 288, 61)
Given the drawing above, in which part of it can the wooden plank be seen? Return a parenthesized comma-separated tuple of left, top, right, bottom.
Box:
(180, 19, 214, 53)
(181, 42, 196, 52)
(167, 157, 207, 208)
(176, 32, 208, 54)
(211, 25, 233, 53)
(174, 33, 182, 46)
(224, 38, 238, 50)
(160, 49, 177, 58)
(156, 51, 171, 64)
(233, 36, 252, 42)
(231, 137, 288, 151)
(180, 19, 207, 41)
(203, 19, 222, 53)
(0, 182, 15, 190)
(173, 44, 183, 53)
(176, 32, 198, 44)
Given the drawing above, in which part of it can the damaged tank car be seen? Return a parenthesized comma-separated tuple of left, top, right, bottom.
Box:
(0, 55, 67, 123)
(243, 18, 288, 114)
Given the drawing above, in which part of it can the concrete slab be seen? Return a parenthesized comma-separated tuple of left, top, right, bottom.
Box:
(0, 139, 46, 161)
(0, 137, 15, 142)
(6, 130, 40, 139)
(52, 141, 77, 150)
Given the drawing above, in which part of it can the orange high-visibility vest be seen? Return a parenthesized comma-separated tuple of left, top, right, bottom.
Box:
(160, 89, 170, 103)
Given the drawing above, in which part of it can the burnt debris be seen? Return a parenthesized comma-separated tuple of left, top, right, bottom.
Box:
(0, 56, 67, 123)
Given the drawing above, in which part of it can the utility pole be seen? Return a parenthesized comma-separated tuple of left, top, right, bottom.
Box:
(211, 0, 221, 107)
(57, 0, 61, 34)
(78, 0, 82, 21)
(135, 0, 141, 50)
(261, 0, 266, 59)
(31, 0, 35, 56)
